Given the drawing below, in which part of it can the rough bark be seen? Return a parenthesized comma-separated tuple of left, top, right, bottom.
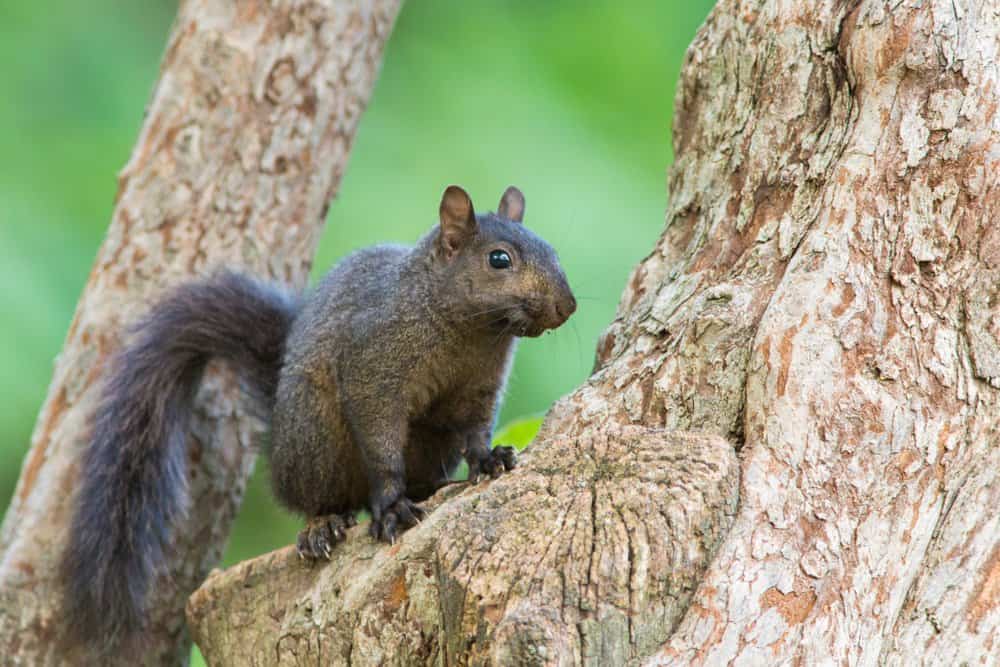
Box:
(645, 0, 1000, 662)
(189, 427, 739, 665)
(186, 0, 1000, 664)
(0, 0, 400, 664)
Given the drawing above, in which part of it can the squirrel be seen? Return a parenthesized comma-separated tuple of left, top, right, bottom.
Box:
(60, 184, 576, 651)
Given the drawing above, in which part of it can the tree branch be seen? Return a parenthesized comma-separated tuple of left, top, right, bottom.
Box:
(0, 1, 400, 663)
(187, 425, 738, 664)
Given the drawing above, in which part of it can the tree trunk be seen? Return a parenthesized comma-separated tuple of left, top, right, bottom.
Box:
(0, 0, 400, 664)
(187, 0, 1000, 664)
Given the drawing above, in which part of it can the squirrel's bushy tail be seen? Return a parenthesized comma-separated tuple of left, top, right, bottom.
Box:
(61, 270, 299, 650)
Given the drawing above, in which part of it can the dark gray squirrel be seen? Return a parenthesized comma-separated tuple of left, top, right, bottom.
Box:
(60, 184, 576, 651)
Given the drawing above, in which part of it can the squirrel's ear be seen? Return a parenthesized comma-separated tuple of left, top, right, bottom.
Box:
(439, 185, 477, 256)
(497, 186, 525, 223)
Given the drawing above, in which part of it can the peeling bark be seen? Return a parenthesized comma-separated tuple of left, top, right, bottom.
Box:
(186, 0, 999, 664)
(0, 0, 400, 664)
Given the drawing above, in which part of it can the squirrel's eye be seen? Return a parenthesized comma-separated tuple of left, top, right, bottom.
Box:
(488, 249, 512, 269)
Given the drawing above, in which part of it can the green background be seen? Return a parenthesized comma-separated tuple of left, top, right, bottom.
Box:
(0, 1, 713, 657)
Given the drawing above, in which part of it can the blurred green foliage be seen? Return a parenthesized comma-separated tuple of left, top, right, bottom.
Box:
(0, 0, 712, 593)
(492, 414, 545, 449)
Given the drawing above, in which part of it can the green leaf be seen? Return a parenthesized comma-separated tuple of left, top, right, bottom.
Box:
(492, 414, 545, 451)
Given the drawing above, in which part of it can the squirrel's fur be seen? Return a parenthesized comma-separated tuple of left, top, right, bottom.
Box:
(60, 185, 575, 652)
(61, 271, 298, 648)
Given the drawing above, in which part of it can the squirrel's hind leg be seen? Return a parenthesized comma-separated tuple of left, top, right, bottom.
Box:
(296, 512, 357, 560)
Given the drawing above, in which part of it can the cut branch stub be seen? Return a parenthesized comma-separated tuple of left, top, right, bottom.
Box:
(187, 425, 739, 665)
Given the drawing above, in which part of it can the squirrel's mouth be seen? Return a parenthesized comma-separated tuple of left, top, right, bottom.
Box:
(512, 318, 546, 338)
(493, 298, 567, 338)
(518, 322, 546, 337)
(494, 314, 545, 338)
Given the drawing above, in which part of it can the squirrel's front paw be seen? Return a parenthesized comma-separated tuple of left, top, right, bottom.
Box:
(468, 445, 517, 482)
(297, 513, 356, 560)
(369, 497, 425, 544)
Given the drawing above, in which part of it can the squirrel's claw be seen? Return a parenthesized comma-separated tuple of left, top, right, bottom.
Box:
(296, 513, 353, 561)
(369, 497, 425, 544)
(468, 445, 518, 482)
(492, 445, 517, 475)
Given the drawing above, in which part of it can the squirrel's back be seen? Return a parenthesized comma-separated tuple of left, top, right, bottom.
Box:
(284, 244, 413, 359)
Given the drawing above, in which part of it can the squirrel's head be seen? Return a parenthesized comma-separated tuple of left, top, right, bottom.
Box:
(430, 185, 576, 337)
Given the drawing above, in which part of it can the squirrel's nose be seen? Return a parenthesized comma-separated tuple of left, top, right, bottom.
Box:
(554, 293, 577, 323)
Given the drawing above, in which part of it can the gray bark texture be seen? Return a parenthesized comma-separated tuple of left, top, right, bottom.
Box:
(188, 0, 1000, 664)
(0, 0, 400, 664)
